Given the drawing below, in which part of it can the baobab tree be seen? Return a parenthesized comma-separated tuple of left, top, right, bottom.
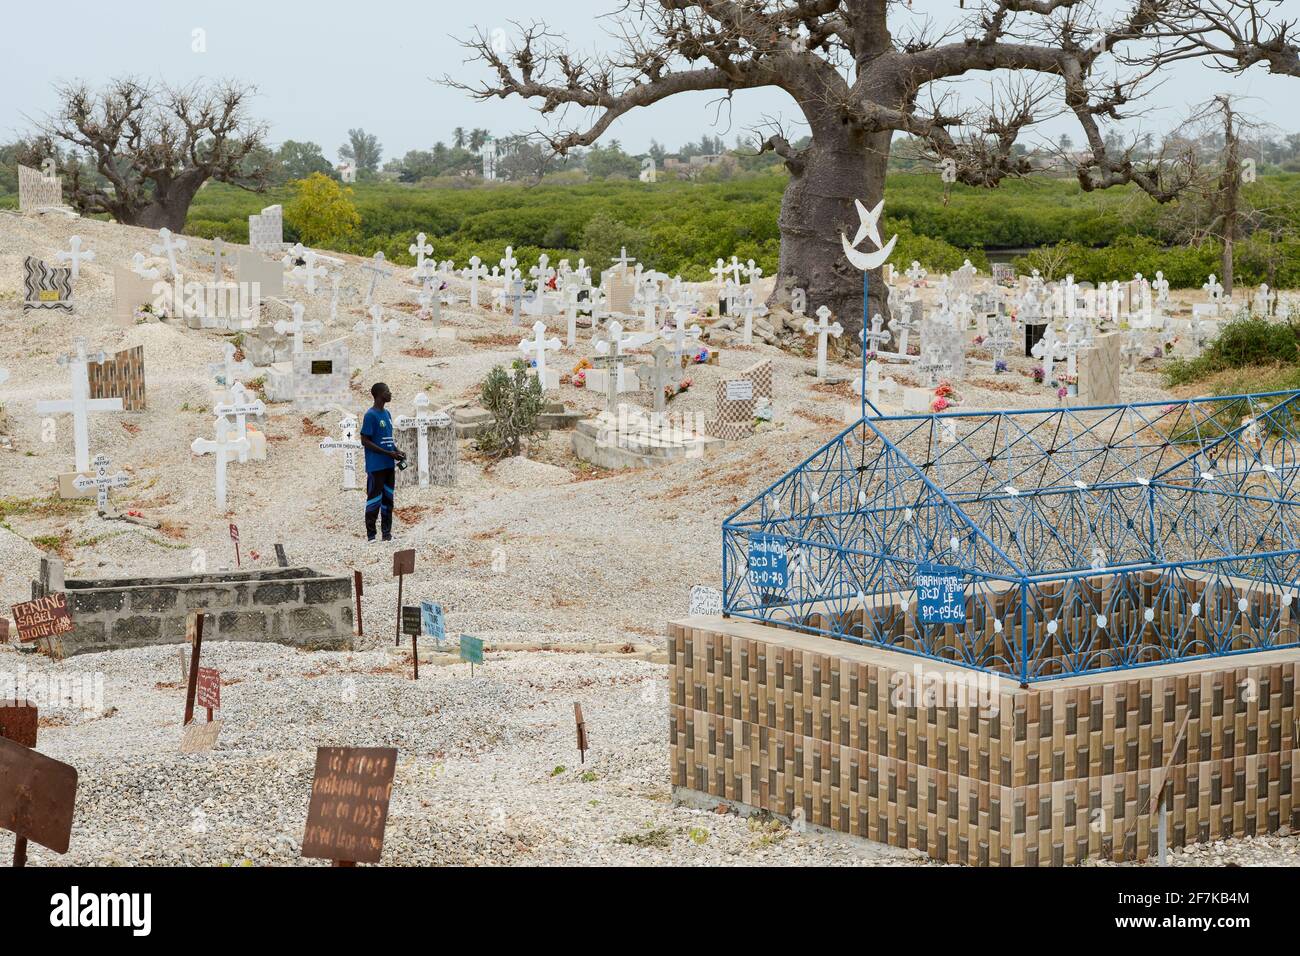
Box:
(34, 78, 272, 232)
(1146, 0, 1298, 78)
(452, 0, 1194, 332)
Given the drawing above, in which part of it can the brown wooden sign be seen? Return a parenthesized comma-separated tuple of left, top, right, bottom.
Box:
(392, 550, 415, 647)
(10, 593, 73, 644)
(392, 549, 415, 577)
(196, 667, 221, 711)
(353, 569, 364, 637)
(574, 702, 588, 764)
(301, 746, 397, 865)
(180, 719, 223, 754)
(0, 616, 9, 643)
(0, 735, 78, 855)
(0, 701, 38, 748)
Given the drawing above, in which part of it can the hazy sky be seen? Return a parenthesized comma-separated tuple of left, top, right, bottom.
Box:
(2, 0, 1295, 162)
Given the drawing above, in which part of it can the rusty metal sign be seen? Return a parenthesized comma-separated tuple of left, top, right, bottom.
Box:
(0, 616, 9, 642)
(196, 667, 221, 711)
(392, 549, 415, 577)
(0, 735, 77, 854)
(301, 746, 397, 865)
(10, 593, 74, 644)
(180, 719, 223, 754)
(0, 701, 38, 748)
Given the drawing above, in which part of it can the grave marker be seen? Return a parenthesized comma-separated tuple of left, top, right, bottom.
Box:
(574, 702, 588, 764)
(803, 306, 843, 379)
(460, 634, 484, 677)
(320, 414, 363, 489)
(301, 746, 398, 866)
(182, 611, 206, 726)
(23, 257, 73, 313)
(0, 736, 78, 864)
(10, 593, 74, 645)
(392, 549, 415, 647)
(353, 570, 364, 637)
(361, 252, 394, 306)
(150, 228, 188, 278)
(35, 339, 124, 474)
(71, 454, 131, 513)
(420, 601, 445, 646)
(54, 235, 95, 282)
(196, 666, 221, 720)
(688, 585, 723, 617)
(402, 606, 421, 680)
(180, 720, 224, 754)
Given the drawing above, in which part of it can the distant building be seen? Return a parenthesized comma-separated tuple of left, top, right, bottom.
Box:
(661, 153, 738, 179)
(337, 162, 357, 184)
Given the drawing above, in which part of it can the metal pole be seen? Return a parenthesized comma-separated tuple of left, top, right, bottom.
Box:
(861, 271, 869, 422)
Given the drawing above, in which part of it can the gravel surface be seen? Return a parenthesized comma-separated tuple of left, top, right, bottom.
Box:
(0, 209, 1295, 866)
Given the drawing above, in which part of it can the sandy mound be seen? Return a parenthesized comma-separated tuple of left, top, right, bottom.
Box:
(489, 455, 573, 488)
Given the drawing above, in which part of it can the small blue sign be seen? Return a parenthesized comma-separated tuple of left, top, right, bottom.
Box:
(915, 564, 965, 625)
(748, 534, 788, 591)
(421, 601, 445, 645)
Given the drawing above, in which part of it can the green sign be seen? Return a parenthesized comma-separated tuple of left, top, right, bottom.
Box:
(459, 634, 484, 665)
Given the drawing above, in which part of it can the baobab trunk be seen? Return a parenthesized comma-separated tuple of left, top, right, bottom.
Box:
(775, 124, 891, 348)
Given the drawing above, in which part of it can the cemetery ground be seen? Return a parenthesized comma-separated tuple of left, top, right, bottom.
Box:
(2, 211, 1298, 867)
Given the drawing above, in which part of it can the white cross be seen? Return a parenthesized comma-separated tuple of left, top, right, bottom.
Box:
(662, 309, 702, 362)
(55, 235, 95, 282)
(72, 453, 130, 512)
(213, 382, 266, 464)
(505, 278, 528, 327)
(150, 228, 188, 278)
(563, 283, 584, 347)
(463, 256, 489, 310)
(197, 238, 234, 284)
(361, 252, 394, 306)
(1121, 329, 1145, 372)
(319, 414, 363, 489)
(611, 247, 633, 272)
(905, 261, 926, 284)
(283, 246, 332, 296)
(856, 360, 897, 410)
(861, 312, 891, 354)
(191, 417, 249, 511)
(408, 233, 433, 275)
(633, 283, 658, 332)
(130, 253, 160, 281)
(499, 246, 519, 278)
(35, 339, 124, 474)
(355, 304, 400, 360)
(743, 259, 763, 287)
(1031, 326, 1066, 383)
(726, 255, 744, 285)
(709, 258, 728, 287)
(595, 321, 630, 409)
(273, 302, 323, 355)
(519, 321, 562, 390)
(803, 306, 843, 379)
(739, 287, 768, 345)
(395, 392, 438, 488)
(208, 343, 255, 389)
(985, 317, 1016, 368)
(529, 254, 553, 293)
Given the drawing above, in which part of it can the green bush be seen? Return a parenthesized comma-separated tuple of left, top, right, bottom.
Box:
(476, 362, 545, 460)
(1165, 317, 1300, 386)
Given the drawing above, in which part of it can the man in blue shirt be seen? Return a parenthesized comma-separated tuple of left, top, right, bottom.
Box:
(359, 382, 406, 541)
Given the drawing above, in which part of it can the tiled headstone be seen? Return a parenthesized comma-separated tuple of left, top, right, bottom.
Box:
(18, 164, 63, 212)
(291, 337, 351, 411)
(23, 257, 73, 313)
(706, 377, 757, 442)
(248, 204, 284, 252)
(86, 346, 147, 412)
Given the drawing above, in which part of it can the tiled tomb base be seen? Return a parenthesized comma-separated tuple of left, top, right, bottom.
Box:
(668, 617, 1299, 866)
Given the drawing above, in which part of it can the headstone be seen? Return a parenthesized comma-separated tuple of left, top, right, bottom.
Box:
(237, 250, 285, 299)
(635, 344, 677, 414)
(10, 593, 74, 644)
(84, 345, 147, 412)
(17, 163, 64, 212)
(248, 204, 284, 252)
(519, 321, 562, 391)
(274, 302, 324, 355)
(290, 337, 351, 410)
(23, 257, 72, 313)
(706, 377, 756, 441)
(688, 586, 723, 617)
(361, 252, 395, 306)
(301, 747, 398, 864)
(355, 306, 400, 361)
(112, 266, 158, 324)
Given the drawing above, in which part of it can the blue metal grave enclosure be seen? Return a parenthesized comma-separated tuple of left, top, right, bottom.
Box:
(722, 392, 1300, 683)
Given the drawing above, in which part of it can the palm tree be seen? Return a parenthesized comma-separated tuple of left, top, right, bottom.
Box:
(469, 128, 490, 151)
(453, 127, 467, 150)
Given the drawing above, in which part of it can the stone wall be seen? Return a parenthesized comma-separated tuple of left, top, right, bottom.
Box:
(38, 562, 354, 656)
(669, 616, 1299, 866)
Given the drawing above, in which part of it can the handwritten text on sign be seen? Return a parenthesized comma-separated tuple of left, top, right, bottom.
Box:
(301, 746, 397, 864)
(747, 535, 788, 590)
(196, 667, 221, 710)
(11, 593, 74, 643)
(915, 564, 966, 625)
